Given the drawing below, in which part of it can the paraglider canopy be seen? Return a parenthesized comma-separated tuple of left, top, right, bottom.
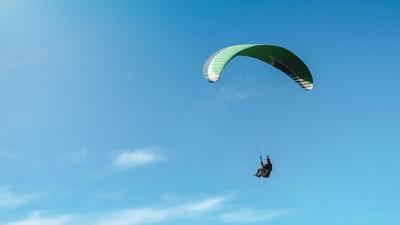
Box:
(203, 44, 314, 90)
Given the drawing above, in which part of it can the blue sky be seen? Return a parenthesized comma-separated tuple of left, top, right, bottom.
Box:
(0, 0, 399, 224)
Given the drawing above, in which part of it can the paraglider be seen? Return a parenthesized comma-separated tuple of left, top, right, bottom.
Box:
(203, 44, 313, 179)
(254, 155, 272, 178)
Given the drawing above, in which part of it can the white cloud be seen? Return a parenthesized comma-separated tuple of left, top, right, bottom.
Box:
(0, 187, 38, 209)
(220, 208, 289, 223)
(4, 196, 226, 225)
(93, 196, 226, 225)
(180, 197, 224, 213)
(113, 148, 165, 169)
(3, 194, 296, 225)
(4, 212, 73, 225)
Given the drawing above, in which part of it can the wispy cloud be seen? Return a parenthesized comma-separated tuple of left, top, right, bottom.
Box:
(4, 195, 227, 225)
(4, 211, 73, 225)
(2, 193, 297, 225)
(219, 87, 260, 103)
(0, 49, 49, 70)
(0, 146, 17, 161)
(113, 148, 166, 169)
(0, 146, 36, 164)
(0, 187, 39, 209)
(59, 149, 89, 163)
(94, 196, 226, 225)
(220, 208, 291, 223)
(96, 192, 125, 201)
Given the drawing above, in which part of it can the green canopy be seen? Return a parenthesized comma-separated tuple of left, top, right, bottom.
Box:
(203, 44, 314, 90)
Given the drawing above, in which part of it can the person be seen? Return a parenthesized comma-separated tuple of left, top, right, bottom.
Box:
(254, 155, 272, 178)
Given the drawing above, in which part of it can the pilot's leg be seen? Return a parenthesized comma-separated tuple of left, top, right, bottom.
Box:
(254, 168, 261, 177)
